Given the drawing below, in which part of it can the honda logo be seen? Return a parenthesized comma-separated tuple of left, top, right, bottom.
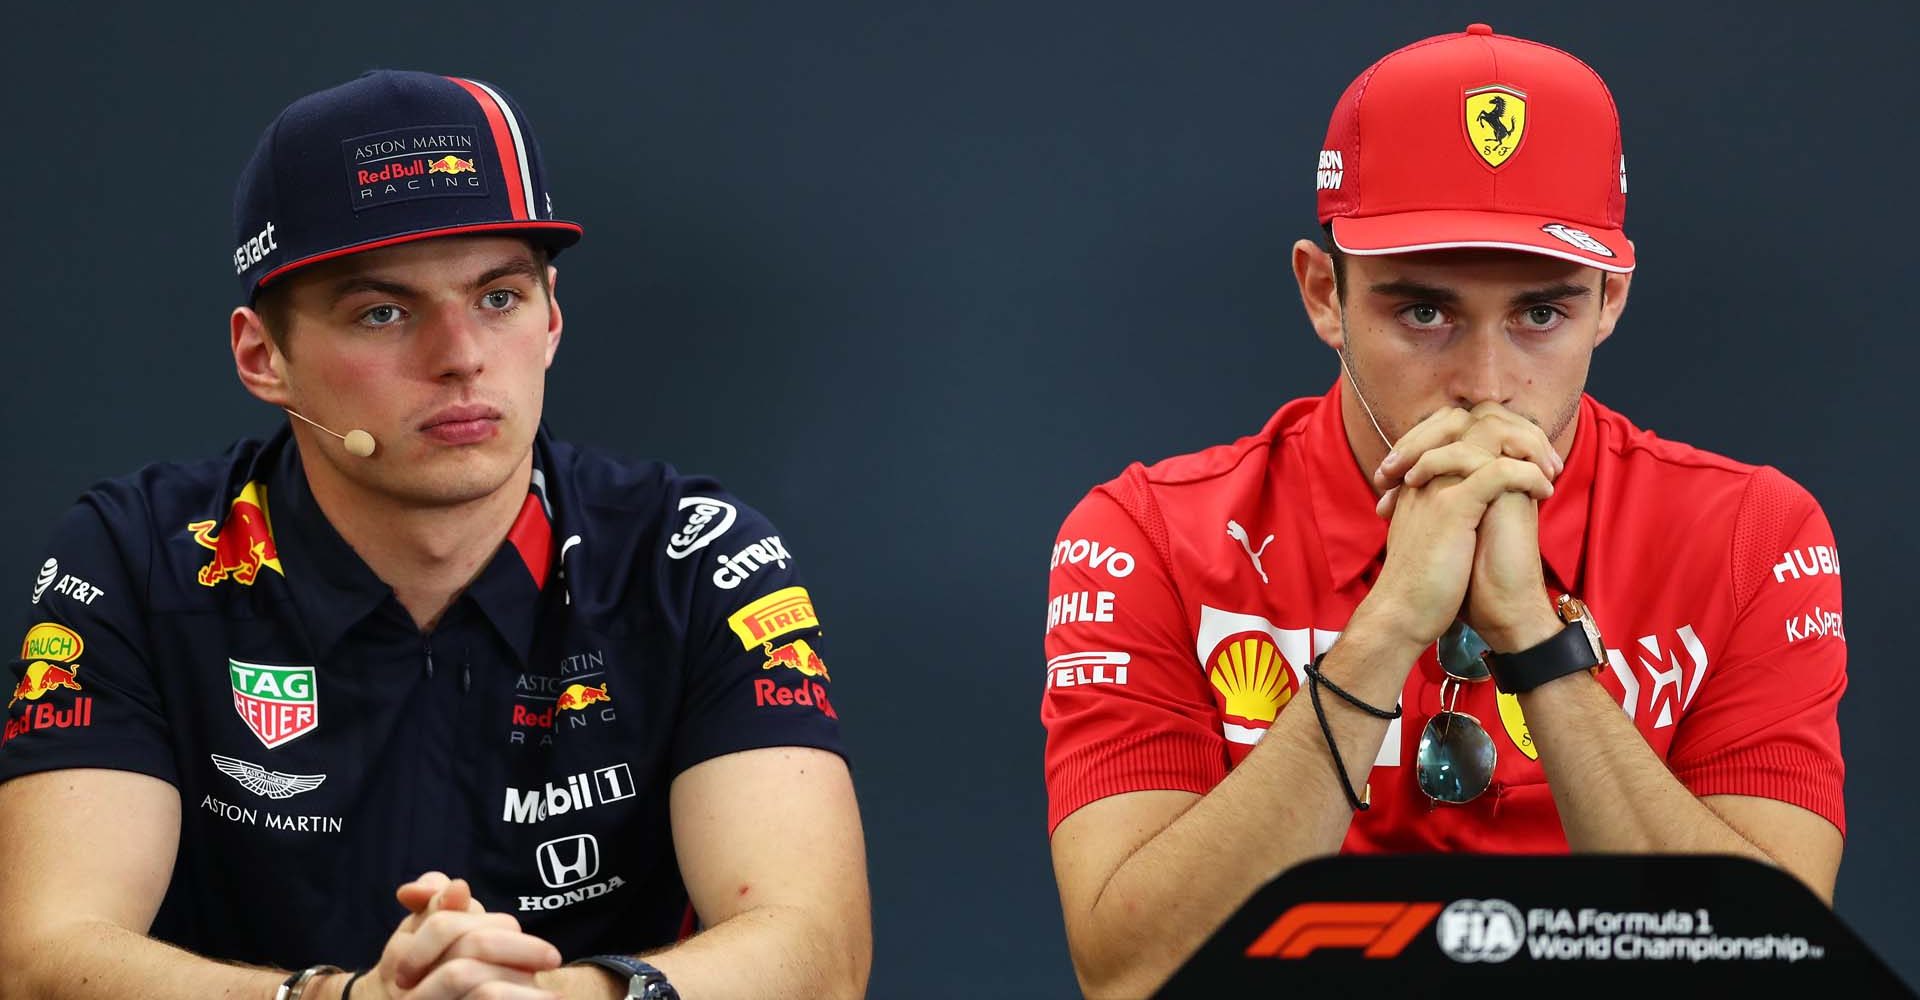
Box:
(536, 834, 600, 888)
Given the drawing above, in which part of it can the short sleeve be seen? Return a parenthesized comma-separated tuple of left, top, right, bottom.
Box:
(0, 488, 174, 788)
(1667, 468, 1845, 835)
(669, 497, 842, 776)
(1042, 480, 1226, 835)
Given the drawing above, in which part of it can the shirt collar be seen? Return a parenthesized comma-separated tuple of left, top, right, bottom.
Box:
(270, 428, 560, 663)
(1298, 381, 1595, 595)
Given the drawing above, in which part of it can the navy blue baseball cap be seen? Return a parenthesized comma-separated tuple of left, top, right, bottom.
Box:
(231, 69, 583, 302)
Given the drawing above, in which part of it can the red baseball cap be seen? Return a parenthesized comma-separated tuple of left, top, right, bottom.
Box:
(1315, 23, 1633, 272)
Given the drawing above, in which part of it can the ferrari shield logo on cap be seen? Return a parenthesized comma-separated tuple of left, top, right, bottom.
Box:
(1464, 85, 1527, 168)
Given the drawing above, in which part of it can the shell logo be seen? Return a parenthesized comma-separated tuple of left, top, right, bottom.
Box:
(1208, 633, 1296, 727)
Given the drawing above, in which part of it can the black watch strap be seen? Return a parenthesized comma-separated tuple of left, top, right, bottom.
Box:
(1485, 621, 1601, 694)
(571, 955, 679, 1000)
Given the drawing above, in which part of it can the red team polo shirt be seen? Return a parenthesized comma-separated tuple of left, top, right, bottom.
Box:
(1042, 383, 1846, 850)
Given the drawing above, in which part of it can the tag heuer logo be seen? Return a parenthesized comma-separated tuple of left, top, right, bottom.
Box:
(210, 753, 326, 799)
(228, 659, 319, 749)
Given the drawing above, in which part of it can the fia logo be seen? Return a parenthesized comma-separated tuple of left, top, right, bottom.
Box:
(1435, 899, 1525, 963)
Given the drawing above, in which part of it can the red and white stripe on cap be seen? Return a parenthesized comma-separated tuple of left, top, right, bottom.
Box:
(449, 76, 537, 220)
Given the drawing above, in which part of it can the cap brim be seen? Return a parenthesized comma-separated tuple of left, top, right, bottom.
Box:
(253, 220, 584, 297)
(1332, 211, 1633, 273)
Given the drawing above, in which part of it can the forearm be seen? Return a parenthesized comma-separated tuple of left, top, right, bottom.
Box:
(1522, 671, 1773, 862)
(1074, 610, 1421, 996)
(541, 903, 867, 1000)
(2, 917, 292, 1000)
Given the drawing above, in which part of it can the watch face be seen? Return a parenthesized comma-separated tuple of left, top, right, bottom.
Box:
(1578, 615, 1604, 662)
(1560, 596, 1604, 662)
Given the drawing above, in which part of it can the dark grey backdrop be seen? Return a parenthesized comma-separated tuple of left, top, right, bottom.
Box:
(5, 1, 1913, 994)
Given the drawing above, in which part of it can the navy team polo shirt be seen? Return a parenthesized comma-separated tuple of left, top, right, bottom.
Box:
(0, 426, 843, 969)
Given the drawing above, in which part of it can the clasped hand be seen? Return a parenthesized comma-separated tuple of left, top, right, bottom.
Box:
(349, 871, 564, 1000)
(1367, 401, 1564, 653)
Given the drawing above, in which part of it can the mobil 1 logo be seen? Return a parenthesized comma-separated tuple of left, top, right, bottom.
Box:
(502, 763, 637, 824)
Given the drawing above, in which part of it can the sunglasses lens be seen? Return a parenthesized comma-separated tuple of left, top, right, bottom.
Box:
(1437, 621, 1492, 680)
(1417, 712, 1496, 803)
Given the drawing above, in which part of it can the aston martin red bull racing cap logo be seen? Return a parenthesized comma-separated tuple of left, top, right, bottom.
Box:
(188, 482, 283, 587)
(345, 125, 488, 211)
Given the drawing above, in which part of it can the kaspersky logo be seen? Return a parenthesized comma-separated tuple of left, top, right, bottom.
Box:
(9, 623, 85, 708)
(188, 482, 283, 587)
(229, 659, 318, 749)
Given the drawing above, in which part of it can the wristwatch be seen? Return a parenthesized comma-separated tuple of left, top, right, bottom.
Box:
(572, 955, 680, 1000)
(1485, 594, 1604, 694)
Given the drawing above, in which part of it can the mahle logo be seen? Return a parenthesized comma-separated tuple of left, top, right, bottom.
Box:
(228, 659, 319, 749)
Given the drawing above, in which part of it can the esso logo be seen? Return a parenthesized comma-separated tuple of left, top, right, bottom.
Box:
(665, 497, 737, 560)
(1435, 898, 1525, 963)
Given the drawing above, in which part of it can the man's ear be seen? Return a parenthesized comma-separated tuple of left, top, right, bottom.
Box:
(543, 264, 564, 367)
(1292, 239, 1346, 350)
(1594, 265, 1632, 347)
(232, 306, 291, 406)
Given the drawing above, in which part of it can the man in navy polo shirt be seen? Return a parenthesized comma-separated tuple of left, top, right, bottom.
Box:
(0, 71, 870, 1000)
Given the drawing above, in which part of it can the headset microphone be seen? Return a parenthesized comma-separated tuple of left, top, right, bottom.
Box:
(1338, 347, 1394, 451)
(284, 408, 377, 458)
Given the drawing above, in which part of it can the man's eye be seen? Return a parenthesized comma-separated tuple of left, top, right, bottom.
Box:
(1522, 305, 1563, 329)
(362, 305, 403, 326)
(483, 289, 518, 310)
(1402, 304, 1446, 328)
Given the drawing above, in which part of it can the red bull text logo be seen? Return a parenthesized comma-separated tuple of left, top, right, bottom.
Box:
(3, 697, 92, 743)
(427, 155, 476, 174)
(555, 683, 611, 713)
(189, 482, 283, 587)
(754, 640, 835, 718)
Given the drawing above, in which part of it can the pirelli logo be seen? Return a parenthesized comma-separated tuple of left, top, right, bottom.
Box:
(727, 586, 819, 649)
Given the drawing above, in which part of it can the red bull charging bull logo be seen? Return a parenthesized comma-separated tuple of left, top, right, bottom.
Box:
(760, 640, 830, 681)
(188, 482, 283, 587)
(427, 155, 477, 174)
(9, 623, 85, 708)
(754, 640, 836, 719)
(555, 683, 611, 713)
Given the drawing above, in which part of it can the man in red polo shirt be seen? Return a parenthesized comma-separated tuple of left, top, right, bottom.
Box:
(1042, 24, 1846, 996)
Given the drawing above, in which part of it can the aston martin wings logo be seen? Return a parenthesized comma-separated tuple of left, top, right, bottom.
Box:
(209, 754, 327, 800)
